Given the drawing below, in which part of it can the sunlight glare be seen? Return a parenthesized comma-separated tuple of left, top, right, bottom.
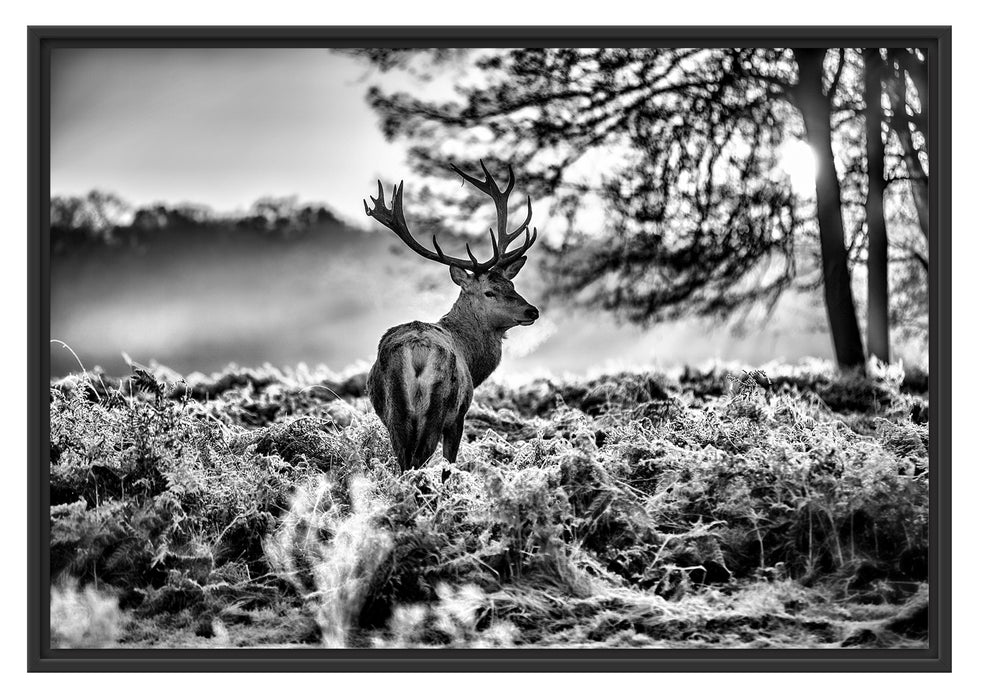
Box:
(779, 140, 817, 196)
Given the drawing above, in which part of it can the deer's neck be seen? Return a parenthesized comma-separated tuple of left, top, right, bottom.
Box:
(438, 298, 505, 387)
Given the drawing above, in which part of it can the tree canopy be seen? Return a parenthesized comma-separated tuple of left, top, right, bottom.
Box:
(348, 47, 929, 368)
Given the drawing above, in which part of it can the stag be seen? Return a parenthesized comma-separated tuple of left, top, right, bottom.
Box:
(364, 162, 539, 474)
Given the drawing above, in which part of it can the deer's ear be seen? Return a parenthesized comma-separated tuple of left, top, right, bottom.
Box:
(449, 266, 473, 288)
(499, 256, 527, 280)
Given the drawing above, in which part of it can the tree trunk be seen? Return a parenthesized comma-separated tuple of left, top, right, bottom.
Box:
(885, 51, 930, 242)
(864, 48, 890, 363)
(792, 49, 867, 370)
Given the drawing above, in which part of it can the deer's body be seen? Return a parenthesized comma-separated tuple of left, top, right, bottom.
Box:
(363, 162, 539, 473)
(368, 321, 473, 470)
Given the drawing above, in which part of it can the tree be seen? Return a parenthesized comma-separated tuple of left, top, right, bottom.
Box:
(349, 48, 929, 370)
(863, 48, 890, 363)
(884, 49, 929, 243)
(50, 190, 131, 242)
(790, 48, 866, 368)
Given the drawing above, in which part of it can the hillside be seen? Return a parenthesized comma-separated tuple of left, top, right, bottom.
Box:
(49, 359, 929, 649)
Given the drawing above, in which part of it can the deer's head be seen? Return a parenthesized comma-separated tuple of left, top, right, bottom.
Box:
(448, 257, 538, 330)
(364, 160, 539, 331)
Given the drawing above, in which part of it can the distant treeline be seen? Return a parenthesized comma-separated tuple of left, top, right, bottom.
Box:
(50, 190, 345, 255)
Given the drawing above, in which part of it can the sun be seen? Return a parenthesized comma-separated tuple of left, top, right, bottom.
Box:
(779, 140, 818, 196)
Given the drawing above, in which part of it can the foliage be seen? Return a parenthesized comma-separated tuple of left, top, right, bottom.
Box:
(50, 578, 125, 648)
(50, 191, 344, 255)
(50, 190, 132, 245)
(49, 359, 928, 648)
(357, 48, 802, 323)
(350, 48, 929, 354)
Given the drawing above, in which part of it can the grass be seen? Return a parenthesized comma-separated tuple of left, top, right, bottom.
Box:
(48, 358, 929, 649)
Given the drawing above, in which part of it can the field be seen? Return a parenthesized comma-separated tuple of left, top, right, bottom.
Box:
(49, 359, 930, 649)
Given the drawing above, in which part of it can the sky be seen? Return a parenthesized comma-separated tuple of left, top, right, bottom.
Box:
(49, 48, 859, 377)
(51, 49, 418, 220)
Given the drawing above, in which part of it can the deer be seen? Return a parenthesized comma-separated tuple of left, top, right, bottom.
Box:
(364, 161, 539, 474)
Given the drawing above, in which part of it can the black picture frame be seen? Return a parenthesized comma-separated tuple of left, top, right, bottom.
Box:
(27, 25, 952, 672)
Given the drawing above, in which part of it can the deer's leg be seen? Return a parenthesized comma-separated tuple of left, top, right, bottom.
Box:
(410, 392, 445, 469)
(439, 409, 467, 484)
(441, 405, 468, 463)
(388, 430, 413, 474)
(411, 431, 441, 470)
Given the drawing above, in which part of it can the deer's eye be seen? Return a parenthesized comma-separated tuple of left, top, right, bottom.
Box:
(484, 291, 496, 298)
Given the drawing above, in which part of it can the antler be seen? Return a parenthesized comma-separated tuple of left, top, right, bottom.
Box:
(363, 160, 537, 275)
(448, 160, 537, 270)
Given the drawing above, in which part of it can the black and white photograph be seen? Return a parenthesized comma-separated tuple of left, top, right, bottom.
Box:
(36, 34, 945, 661)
